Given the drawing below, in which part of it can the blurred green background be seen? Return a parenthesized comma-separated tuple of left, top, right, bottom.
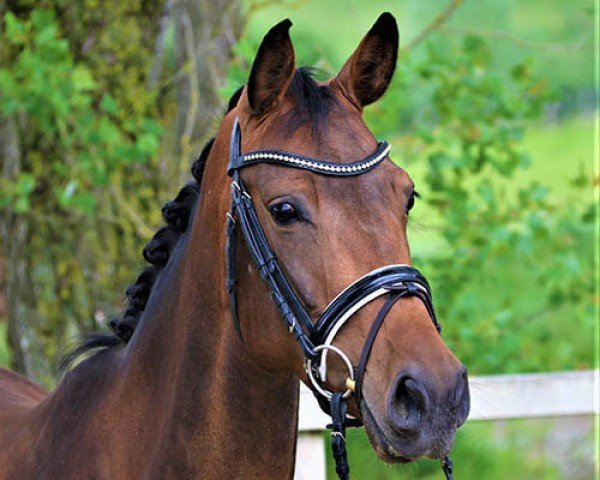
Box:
(0, 0, 597, 478)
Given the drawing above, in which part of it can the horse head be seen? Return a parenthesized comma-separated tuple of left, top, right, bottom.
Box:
(213, 12, 470, 465)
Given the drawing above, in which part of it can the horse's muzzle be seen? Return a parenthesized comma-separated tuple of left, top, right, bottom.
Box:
(362, 364, 470, 463)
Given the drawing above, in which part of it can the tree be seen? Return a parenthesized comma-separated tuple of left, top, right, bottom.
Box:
(0, 0, 244, 385)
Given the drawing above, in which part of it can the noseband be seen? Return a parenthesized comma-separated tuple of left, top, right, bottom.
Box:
(225, 118, 452, 480)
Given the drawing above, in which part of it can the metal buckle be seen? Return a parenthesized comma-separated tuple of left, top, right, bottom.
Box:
(288, 315, 296, 334)
(231, 180, 251, 200)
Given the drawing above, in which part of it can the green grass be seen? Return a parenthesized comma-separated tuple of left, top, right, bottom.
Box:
(519, 115, 597, 195)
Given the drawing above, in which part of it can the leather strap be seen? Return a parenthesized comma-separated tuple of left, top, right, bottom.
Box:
(329, 392, 350, 480)
(225, 208, 242, 340)
(354, 292, 404, 398)
(228, 118, 390, 177)
(312, 265, 439, 345)
(228, 170, 317, 359)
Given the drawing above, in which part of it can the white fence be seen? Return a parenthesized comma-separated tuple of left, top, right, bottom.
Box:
(294, 370, 599, 480)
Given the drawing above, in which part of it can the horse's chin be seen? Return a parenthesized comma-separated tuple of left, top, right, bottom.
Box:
(359, 398, 454, 464)
(359, 400, 416, 463)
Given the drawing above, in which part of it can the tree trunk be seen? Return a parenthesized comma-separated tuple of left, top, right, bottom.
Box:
(0, 115, 34, 377)
(172, 0, 244, 182)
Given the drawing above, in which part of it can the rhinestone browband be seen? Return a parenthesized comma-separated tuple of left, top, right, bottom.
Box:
(228, 139, 391, 177)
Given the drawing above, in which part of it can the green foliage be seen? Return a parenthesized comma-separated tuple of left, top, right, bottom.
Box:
(0, 10, 161, 216)
(0, 2, 165, 385)
(381, 38, 595, 374)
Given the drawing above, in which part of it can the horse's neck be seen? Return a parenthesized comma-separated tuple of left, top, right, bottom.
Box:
(26, 200, 299, 478)
(115, 207, 299, 477)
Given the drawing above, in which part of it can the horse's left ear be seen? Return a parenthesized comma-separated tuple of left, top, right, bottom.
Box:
(332, 12, 398, 109)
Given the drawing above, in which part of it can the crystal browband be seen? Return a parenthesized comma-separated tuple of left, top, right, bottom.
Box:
(228, 138, 391, 176)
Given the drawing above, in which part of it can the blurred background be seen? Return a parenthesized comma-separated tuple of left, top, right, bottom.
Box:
(0, 0, 597, 478)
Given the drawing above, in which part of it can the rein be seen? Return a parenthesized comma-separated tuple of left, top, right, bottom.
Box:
(226, 117, 453, 479)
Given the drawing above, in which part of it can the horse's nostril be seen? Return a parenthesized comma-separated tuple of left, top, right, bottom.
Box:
(450, 369, 467, 409)
(387, 375, 428, 435)
(394, 379, 420, 421)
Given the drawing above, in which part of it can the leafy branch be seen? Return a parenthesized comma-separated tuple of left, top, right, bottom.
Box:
(400, 0, 463, 55)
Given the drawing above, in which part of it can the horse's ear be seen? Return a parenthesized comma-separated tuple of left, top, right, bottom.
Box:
(247, 19, 295, 116)
(332, 12, 398, 109)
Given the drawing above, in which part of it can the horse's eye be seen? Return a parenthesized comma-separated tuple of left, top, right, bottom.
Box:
(269, 202, 299, 224)
(406, 191, 419, 214)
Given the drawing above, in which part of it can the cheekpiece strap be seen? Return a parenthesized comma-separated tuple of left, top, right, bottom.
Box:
(227, 171, 317, 359)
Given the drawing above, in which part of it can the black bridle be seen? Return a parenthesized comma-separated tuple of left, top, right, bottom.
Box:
(225, 117, 453, 480)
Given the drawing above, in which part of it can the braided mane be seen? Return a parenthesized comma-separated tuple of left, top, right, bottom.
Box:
(60, 87, 242, 370)
(62, 68, 329, 371)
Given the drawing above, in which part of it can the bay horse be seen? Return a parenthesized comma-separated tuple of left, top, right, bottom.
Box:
(0, 13, 469, 479)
